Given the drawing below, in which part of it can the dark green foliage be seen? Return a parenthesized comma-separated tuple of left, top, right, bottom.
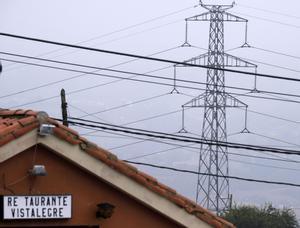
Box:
(222, 204, 299, 228)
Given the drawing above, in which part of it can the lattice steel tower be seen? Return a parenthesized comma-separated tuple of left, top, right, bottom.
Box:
(175, 1, 257, 214)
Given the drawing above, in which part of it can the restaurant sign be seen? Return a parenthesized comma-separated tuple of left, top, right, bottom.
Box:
(1, 195, 72, 220)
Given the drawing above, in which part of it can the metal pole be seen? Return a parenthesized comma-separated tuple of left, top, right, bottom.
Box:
(60, 88, 69, 127)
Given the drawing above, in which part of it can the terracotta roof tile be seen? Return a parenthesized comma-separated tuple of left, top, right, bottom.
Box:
(138, 171, 158, 185)
(53, 127, 81, 145)
(0, 109, 235, 228)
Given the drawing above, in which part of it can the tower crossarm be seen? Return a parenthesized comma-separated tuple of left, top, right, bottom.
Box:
(182, 92, 248, 108)
(182, 93, 206, 108)
(186, 12, 212, 22)
(222, 12, 247, 22)
(199, 1, 235, 12)
(176, 52, 257, 68)
(224, 53, 257, 68)
(225, 93, 248, 108)
(186, 11, 247, 23)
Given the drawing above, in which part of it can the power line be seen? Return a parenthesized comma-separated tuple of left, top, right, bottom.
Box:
(79, 92, 193, 120)
(229, 92, 300, 105)
(68, 4, 197, 45)
(236, 3, 300, 20)
(78, 93, 169, 118)
(78, 100, 293, 166)
(231, 11, 300, 29)
(126, 141, 300, 164)
(239, 56, 300, 74)
(88, 105, 300, 164)
(251, 46, 300, 61)
(62, 117, 300, 156)
(0, 46, 180, 99)
(2, 59, 202, 109)
(4, 4, 196, 71)
(133, 144, 300, 172)
(76, 123, 193, 150)
(73, 118, 300, 165)
(68, 103, 108, 123)
(242, 107, 299, 124)
(88, 126, 300, 165)
(2, 32, 300, 83)
(26, 18, 184, 72)
(2, 54, 300, 106)
(226, 46, 300, 73)
(4, 58, 300, 108)
(230, 158, 300, 172)
(251, 132, 300, 148)
(122, 109, 182, 126)
(132, 142, 300, 172)
(123, 160, 300, 188)
(3, 50, 300, 97)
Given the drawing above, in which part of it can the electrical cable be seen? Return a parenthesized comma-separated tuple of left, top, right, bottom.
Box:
(2, 58, 300, 108)
(121, 109, 182, 127)
(68, 103, 108, 123)
(76, 123, 195, 150)
(126, 141, 300, 172)
(126, 139, 300, 172)
(238, 56, 300, 74)
(123, 160, 300, 187)
(230, 158, 300, 172)
(4, 61, 205, 109)
(79, 93, 169, 118)
(251, 132, 300, 148)
(61, 117, 300, 156)
(73, 118, 300, 165)
(87, 125, 300, 165)
(2, 56, 300, 106)
(87, 109, 299, 165)
(3, 50, 300, 100)
(251, 46, 300, 61)
(230, 11, 300, 29)
(0, 46, 180, 99)
(236, 3, 300, 20)
(128, 142, 300, 164)
(241, 107, 299, 125)
(2, 49, 300, 103)
(1, 32, 300, 83)
(4, 4, 196, 71)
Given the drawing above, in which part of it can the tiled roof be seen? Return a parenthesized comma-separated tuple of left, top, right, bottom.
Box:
(0, 109, 235, 228)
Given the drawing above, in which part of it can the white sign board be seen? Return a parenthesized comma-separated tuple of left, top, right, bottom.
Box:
(2, 195, 72, 220)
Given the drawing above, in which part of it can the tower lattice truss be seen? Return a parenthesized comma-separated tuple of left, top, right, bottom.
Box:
(175, 2, 257, 214)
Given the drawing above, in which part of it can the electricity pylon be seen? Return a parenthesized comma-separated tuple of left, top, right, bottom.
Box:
(174, 1, 257, 214)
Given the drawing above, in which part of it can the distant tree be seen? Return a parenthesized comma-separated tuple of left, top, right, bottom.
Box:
(222, 203, 299, 228)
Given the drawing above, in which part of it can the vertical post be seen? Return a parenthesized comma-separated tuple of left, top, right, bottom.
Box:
(61, 88, 69, 127)
(229, 194, 233, 210)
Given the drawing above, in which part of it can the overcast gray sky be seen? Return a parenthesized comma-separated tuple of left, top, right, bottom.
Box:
(0, 0, 300, 218)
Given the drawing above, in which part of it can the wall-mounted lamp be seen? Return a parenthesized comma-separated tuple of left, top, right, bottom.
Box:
(38, 124, 55, 136)
(96, 203, 115, 219)
(29, 165, 47, 176)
